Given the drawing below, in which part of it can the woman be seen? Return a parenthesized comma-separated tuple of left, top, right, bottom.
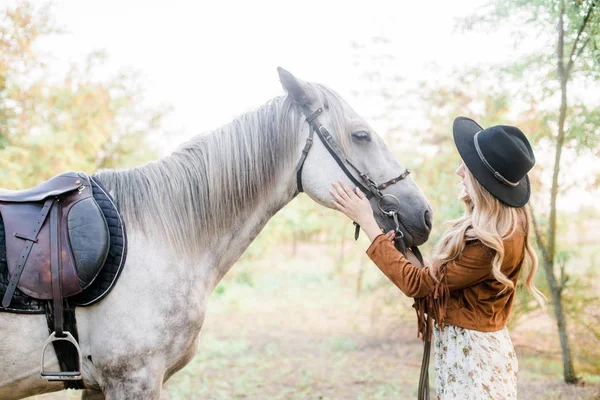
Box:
(330, 117, 545, 399)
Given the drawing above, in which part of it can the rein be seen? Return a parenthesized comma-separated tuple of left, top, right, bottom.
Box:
(294, 104, 431, 400)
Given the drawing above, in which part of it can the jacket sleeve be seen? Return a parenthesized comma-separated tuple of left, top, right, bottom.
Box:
(366, 235, 495, 298)
(366, 235, 435, 298)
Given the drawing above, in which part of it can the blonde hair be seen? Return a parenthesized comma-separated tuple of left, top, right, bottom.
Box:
(431, 166, 545, 306)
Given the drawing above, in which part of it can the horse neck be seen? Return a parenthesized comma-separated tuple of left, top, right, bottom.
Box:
(203, 173, 297, 288)
(95, 97, 302, 287)
(153, 139, 299, 290)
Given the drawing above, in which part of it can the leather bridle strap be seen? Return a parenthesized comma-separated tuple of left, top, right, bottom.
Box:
(418, 315, 432, 400)
(295, 108, 319, 193)
(298, 106, 382, 199)
(297, 105, 413, 200)
(378, 170, 411, 191)
(295, 104, 413, 242)
(295, 104, 430, 398)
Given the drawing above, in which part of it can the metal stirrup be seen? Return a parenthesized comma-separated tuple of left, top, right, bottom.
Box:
(40, 331, 83, 381)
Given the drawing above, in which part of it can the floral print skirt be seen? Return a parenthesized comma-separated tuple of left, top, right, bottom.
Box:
(433, 324, 518, 399)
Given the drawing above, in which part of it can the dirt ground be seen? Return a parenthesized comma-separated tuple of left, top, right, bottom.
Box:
(30, 243, 600, 399)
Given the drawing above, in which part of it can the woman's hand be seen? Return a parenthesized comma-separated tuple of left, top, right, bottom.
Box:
(329, 181, 383, 242)
(330, 181, 424, 264)
(329, 181, 372, 225)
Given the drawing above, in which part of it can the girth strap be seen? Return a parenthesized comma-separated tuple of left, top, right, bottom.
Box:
(2, 198, 55, 308)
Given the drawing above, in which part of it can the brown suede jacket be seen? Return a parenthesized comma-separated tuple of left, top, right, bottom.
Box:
(366, 229, 526, 333)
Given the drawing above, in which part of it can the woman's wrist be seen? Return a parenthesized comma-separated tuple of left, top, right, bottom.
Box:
(361, 219, 384, 242)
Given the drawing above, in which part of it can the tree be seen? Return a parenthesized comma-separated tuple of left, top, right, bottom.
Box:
(466, 0, 600, 384)
(0, 2, 166, 189)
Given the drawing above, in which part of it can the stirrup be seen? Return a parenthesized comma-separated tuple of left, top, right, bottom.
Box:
(40, 331, 83, 381)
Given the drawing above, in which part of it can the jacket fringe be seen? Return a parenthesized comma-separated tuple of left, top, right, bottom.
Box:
(414, 263, 450, 342)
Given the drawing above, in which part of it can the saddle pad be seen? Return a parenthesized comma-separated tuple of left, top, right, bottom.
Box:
(70, 176, 127, 306)
(0, 176, 127, 313)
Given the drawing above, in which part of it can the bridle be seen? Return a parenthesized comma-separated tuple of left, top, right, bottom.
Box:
(294, 104, 432, 400)
(295, 104, 411, 242)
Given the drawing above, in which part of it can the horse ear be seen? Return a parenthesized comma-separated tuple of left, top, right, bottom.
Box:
(277, 67, 312, 106)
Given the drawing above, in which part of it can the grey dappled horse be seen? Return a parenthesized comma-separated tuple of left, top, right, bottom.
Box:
(0, 68, 432, 399)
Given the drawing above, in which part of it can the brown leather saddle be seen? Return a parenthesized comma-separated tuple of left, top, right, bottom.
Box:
(0, 172, 111, 381)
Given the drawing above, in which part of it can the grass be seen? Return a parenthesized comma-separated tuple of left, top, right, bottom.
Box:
(30, 242, 600, 399)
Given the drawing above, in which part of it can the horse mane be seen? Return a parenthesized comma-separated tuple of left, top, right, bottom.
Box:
(94, 83, 352, 259)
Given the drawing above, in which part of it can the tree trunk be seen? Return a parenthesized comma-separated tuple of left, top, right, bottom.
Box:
(540, 246, 578, 383)
(548, 277, 578, 383)
(546, 0, 578, 383)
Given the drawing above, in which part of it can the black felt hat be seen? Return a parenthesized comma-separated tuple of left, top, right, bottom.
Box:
(453, 116, 535, 207)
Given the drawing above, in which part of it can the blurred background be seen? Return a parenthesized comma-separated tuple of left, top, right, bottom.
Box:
(2, 0, 598, 399)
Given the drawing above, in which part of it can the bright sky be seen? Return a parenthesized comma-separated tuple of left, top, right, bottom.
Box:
(29, 0, 600, 211)
(42, 0, 514, 139)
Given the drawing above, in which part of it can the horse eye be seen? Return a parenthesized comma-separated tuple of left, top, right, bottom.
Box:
(352, 131, 371, 142)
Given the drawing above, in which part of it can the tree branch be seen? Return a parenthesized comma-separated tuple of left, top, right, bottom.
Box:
(566, 0, 598, 74)
(558, 0, 566, 79)
(530, 205, 551, 266)
(550, 0, 567, 265)
(559, 257, 568, 293)
(574, 35, 592, 63)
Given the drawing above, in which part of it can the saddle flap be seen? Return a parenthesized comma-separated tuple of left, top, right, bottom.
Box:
(0, 202, 53, 298)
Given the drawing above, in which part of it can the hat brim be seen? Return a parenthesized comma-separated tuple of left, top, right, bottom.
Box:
(453, 117, 530, 207)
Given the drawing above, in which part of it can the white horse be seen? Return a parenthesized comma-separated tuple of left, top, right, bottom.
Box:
(0, 68, 432, 399)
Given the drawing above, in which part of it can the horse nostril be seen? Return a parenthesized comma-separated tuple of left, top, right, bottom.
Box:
(424, 210, 432, 231)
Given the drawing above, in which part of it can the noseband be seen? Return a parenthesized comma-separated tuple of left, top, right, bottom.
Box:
(295, 105, 411, 241)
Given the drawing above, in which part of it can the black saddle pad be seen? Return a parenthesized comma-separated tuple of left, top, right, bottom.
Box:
(0, 176, 127, 313)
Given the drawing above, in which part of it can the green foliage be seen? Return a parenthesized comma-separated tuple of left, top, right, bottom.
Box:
(346, 9, 600, 381)
(566, 102, 600, 155)
(0, 2, 166, 188)
(3, 0, 598, 387)
(398, 68, 517, 250)
(467, 0, 600, 381)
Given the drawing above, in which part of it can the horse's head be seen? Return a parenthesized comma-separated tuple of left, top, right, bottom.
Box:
(278, 67, 432, 248)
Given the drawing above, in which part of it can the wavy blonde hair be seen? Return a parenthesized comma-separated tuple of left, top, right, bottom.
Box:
(431, 165, 544, 305)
